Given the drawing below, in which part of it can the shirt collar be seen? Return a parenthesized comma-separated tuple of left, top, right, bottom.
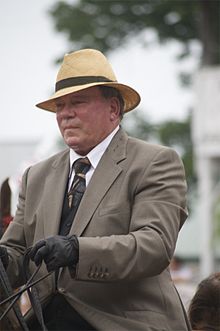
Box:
(69, 125, 119, 170)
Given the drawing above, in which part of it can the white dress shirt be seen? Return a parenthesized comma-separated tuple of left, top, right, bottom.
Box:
(69, 126, 119, 188)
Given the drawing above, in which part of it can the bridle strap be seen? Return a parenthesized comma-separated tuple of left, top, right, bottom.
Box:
(0, 251, 52, 331)
(0, 258, 29, 331)
(23, 248, 48, 331)
(0, 271, 51, 308)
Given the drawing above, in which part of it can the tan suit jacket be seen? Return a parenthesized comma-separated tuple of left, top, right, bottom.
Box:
(1, 129, 190, 330)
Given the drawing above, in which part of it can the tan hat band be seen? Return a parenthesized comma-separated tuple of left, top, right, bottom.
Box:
(55, 76, 115, 92)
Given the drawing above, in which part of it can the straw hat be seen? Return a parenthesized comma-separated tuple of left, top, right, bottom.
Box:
(36, 49, 141, 113)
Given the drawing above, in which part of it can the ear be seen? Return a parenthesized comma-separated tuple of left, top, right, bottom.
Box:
(109, 97, 121, 121)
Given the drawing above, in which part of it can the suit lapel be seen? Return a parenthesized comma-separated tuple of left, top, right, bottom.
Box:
(43, 150, 70, 237)
(70, 129, 128, 236)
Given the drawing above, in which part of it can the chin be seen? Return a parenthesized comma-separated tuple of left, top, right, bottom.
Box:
(65, 137, 79, 147)
(66, 143, 83, 154)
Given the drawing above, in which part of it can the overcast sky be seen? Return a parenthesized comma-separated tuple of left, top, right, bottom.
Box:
(1, 0, 199, 142)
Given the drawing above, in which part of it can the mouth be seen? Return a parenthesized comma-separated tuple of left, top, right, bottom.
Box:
(63, 125, 80, 131)
(62, 127, 81, 139)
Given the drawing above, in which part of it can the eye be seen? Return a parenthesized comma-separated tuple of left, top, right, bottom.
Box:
(71, 100, 85, 106)
(55, 101, 65, 111)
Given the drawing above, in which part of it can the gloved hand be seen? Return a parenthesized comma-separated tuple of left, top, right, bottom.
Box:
(29, 235, 79, 272)
(0, 246, 9, 270)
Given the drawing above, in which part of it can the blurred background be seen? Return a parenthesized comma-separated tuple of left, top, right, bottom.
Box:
(1, 0, 220, 311)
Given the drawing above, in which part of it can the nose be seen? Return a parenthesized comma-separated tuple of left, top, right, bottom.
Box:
(57, 103, 76, 119)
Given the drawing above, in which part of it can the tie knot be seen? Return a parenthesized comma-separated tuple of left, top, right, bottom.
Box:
(73, 157, 91, 176)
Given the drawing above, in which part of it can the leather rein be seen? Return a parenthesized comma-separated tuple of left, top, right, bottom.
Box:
(0, 249, 52, 331)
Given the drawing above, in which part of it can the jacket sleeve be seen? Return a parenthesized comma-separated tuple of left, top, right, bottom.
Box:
(76, 147, 188, 282)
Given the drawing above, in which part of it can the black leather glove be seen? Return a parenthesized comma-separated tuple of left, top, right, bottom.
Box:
(0, 246, 9, 270)
(29, 235, 79, 272)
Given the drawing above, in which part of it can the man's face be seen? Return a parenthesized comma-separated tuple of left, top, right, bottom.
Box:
(55, 86, 121, 155)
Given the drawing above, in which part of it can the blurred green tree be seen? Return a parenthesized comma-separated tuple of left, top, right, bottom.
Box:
(122, 112, 196, 189)
(49, 0, 220, 65)
(156, 114, 196, 188)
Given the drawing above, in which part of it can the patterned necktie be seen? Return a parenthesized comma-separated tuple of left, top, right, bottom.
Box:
(59, 157, 91, 236)
(67, 157, 91, 209)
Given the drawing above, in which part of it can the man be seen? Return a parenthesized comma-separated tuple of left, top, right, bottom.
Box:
(0, 49, 191, 330)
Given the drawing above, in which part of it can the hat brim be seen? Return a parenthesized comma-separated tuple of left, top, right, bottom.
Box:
(36, 82, 140, 113)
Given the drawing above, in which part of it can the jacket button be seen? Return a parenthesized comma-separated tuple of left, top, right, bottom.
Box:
(58, 287, 65, 293)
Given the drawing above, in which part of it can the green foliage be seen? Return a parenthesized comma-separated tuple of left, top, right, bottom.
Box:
(157, 118, 190, 147)
(49, 0, 220, 64)
(156, 115, 196, 187)
(122, 111, 196, 189)
(49, 0, 197, 54)
(122, 111, 156, 142)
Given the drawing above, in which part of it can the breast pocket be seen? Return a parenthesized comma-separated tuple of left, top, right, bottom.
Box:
(86, 202, 131, 236)
(99, 201, 131, 216)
